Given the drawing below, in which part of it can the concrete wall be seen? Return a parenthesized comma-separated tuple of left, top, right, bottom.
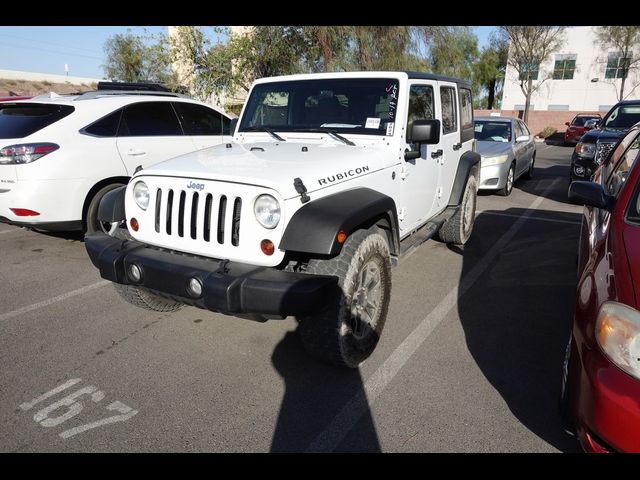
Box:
(0, 69, 102, 85)
(502, 26, 640, 111)
(475, 109, 602, 137)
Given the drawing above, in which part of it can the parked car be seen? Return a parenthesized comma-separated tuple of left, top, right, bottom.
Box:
(563, 123, 640, 452)
(0, 82, 233, 232)
(570, 100, 640, 182)
(474, 116, 536, 196)
(564, 113, 602, 146)
(0, 96, 32, 102)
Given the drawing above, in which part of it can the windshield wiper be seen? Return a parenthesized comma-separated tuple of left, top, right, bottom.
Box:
(242, 126, 286, 142)
(292, 128, 355, 146)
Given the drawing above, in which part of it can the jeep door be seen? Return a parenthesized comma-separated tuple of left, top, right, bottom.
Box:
(437, 82, 464, 203)
(115, 101, 196, 175)
(399, 81, 441, 232)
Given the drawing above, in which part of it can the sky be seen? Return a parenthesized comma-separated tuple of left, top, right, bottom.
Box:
(0, 26, 498, 79)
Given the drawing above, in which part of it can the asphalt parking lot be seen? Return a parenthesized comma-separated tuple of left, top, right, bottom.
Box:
(0, 143, 584, 452)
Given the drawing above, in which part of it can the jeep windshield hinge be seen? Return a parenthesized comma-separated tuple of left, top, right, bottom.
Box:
(294, 177, 310, 203)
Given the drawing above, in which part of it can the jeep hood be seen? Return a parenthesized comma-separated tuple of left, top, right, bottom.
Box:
(137, 140, 391, 199)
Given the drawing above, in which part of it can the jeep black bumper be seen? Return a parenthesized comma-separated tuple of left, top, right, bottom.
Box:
(85, 232, 338, 317)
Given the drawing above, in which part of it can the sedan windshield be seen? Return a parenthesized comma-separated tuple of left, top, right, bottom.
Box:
(603, 105, 640, 129)
(238, 78, 400, 136)
(474, 121, 512, 142)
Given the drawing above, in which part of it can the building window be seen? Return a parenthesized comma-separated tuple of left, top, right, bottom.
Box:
(553, 54, 576, 80)
(548, 104, 570, 111)
(514, 104, 534, 111)
(605, 53, 630, 79)
(519, 63, 539, 81)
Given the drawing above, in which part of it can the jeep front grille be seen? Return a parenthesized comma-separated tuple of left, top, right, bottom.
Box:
(595, 141, 616, 165)
(154, 188, 242, 245)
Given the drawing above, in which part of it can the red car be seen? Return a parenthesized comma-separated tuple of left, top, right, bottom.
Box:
(564, 114, 602, 145)
(0, 96, 31, 102)
(564, 123, 640, 452)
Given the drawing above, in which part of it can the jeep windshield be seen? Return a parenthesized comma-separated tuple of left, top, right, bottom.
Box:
(602, 104, 640, 129)
(238, 78, 400, 137)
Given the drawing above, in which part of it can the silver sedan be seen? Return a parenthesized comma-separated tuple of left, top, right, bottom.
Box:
(474, 116, 537, 196)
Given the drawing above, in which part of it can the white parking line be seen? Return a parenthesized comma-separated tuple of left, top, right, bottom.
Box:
(0, 281, 110, 322)
(476, 210, 582, 225)
(305, 177, 562, 452)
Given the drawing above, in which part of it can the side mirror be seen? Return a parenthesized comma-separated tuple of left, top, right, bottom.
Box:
(408, 119, 440, 144)
(515, 135, 530, 143)
(565, 122, 570, 126)
(229, 118, 238, 136)
(568, 181, 613, 210)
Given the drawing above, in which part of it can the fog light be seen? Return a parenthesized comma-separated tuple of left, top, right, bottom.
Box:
(261, 239, 275, 256)
(128, 264, 142, 283)
(187, 277, 203, 298)
(130, 217, 139, 231)
(574, 165, 585, 176)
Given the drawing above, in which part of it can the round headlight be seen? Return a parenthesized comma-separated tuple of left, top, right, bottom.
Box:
(254, 194, 281, 229)
(133, 181, 150, 211)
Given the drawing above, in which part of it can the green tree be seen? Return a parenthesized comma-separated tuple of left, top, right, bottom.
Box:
(350, 26, 416, 71)
(473, 32, 508, 109)
(499, 26, 565, 124)
(102, 31, 174, 85)
(420, 26, 479, 82)
(595, 26, 640, 100)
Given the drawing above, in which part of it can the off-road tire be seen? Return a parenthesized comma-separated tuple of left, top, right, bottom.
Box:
(109, 221, 184, 313)
(298, 227, 392, 368)
(86, 183, 126, 234)
(437, 174, 477, 245)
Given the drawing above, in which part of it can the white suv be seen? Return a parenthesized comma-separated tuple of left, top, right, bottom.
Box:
(0, 83, 232, 232)
(86, 72, 480, 368)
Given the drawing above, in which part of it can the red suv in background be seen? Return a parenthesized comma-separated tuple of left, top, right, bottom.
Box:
(564, 114, 602, 145)
(564, 124, 640, 452)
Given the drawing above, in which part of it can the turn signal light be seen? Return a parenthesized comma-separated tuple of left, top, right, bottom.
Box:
(130, 217, 139, 231)
(261, 239, 275, 256)
(337, 230, 347, 244)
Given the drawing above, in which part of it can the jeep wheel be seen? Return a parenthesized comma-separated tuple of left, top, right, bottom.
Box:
(86, 183, 125, 234)
(109, 221, 184, 313)
(298, 228, 392, 368)
(498, 164, 515, 196)
(437, 173, 477, 246)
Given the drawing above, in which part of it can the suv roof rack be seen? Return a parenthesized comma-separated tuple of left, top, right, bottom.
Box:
(97, 81, 171, 92)
(74, 90, 188, 101)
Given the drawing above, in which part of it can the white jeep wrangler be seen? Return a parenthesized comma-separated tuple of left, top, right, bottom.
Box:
(85, 71, 480, 368)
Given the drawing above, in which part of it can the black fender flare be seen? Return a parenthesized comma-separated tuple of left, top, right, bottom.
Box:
(447, 150, 481, 206)
(279, 188, 399, 257)
(97, 185, 127, 223)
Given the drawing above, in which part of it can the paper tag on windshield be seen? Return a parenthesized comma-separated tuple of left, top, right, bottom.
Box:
(365, 117, 381, 129)
(386, 122, 395, 136)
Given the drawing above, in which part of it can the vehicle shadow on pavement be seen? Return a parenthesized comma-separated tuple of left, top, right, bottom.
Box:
(516, 164, 573, 205)
(457, 207, 581, 452)
(269, 329, 381, 452)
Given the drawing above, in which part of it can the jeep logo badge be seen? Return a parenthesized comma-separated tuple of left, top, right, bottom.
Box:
(187, 181, 205, 191)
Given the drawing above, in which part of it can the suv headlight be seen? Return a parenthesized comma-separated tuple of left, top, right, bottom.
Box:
(133, 181, 150, 210)
(575, 142, 596, 159)
(481, 154, 509, 166)
(596, 302, 640, 380)
(254, 194, 280, 229)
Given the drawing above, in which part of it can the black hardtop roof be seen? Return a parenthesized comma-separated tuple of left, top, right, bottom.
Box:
(405, 71, 472, 88)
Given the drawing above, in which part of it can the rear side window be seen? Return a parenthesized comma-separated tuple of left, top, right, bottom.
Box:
(173, 102, 224, 136)
(82, 109, 122, 137)
(440, 87, 457, 134)
(118, 102, 183, 137)
(460, 88, 473, 129)
(0, 103, 74, 139)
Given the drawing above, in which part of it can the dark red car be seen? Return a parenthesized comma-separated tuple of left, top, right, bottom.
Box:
(564, 123, 640, 452)
(0, 96, 31, 102)
(564, 114, 602, 145)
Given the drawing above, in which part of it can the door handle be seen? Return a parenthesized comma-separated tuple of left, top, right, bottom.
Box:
(452, 142, 462, 150)
(431, 149, 443, 158)
(127, 149, 146, 156)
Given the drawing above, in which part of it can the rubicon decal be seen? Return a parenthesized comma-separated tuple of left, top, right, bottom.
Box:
(318, 166, 370, 186)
